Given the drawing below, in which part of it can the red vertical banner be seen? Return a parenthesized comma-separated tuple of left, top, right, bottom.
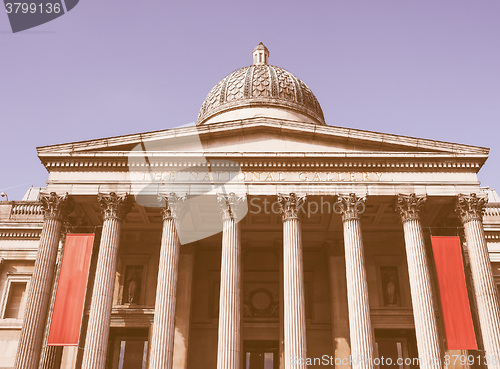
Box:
(431, 236, 477, 350)
(47, 234, 94, 346)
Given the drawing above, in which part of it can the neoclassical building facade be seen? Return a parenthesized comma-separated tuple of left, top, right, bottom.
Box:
(1, 44, 500, 369)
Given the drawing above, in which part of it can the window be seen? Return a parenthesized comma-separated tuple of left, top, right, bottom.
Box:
(1, 273, 31, 320)
(4, 282, 27, 318)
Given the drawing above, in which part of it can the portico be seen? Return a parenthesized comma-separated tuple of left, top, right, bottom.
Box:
(4, 44, 500, 369)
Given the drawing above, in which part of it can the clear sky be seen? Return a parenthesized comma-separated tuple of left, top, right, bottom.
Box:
(1, 1, 499, 200)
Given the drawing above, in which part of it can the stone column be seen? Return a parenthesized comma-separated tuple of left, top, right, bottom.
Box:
(278, 193, 308, 369)
(334, 194, 374, 369)
(216, 193, 245, 369)
(149, 193, 185, 369)
(39, 225, 71, 369)
(396, 194, 442, 369)
(456, 193, 500, 369)
(15, 192, 72, 369)
(81, 193, 132, 369)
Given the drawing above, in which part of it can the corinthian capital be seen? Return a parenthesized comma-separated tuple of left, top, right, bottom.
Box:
(97, 192, 133, 221)
(159, 193, 186, 221)
(334, 193, 366, 222)
(39, 192, 73, 221)
(396, 193, 426, 223)
(217, 193, 246, 220)
(456, 193, 488, 224)
(278, 193, 306, 221)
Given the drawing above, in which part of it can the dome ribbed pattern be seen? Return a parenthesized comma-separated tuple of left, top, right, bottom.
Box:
(197, 65, 325, 125)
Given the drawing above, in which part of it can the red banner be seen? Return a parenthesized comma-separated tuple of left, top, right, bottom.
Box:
(47, 234, 94, 346)
(431, 236, 477, 350)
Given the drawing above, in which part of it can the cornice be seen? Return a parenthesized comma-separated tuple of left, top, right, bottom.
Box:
(485, 233, 500, 241)
(39, 154, 484, 173)
(0, 229, 42, 239)
(37, 117, 489, 156)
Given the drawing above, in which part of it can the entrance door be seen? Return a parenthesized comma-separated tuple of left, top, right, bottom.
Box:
(375, 330, 418, 369)
(107, 328, 149, 369)
(244, 341, 279, 369)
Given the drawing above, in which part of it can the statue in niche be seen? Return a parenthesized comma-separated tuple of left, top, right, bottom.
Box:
(385, 276, 396, 305)
(381, 266, 401, 306)
(123, 266, 143, 304)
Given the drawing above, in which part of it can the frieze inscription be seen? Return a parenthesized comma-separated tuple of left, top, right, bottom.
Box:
(137, 171, 384, 183)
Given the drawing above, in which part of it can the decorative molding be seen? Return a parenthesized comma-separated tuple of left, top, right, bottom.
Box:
(43, 158, 482, 171)
(217, 192, 246, 220)
(159, 193, 186, 221)
(484, 206, 500, 217)
(277, 193, 306, 221)
(485, 234, 500, 241)
(0, 230, 42, 239)
(396, 194, 426, 223)
(97, 192, 133, 221)
(39, 192, 73, 221)
(334, 193, 366, 222)
(10, 202, 43, 217)
(456, 193, 488, 224)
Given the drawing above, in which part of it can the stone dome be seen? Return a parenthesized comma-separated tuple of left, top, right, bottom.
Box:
(197, 43, 325, 125)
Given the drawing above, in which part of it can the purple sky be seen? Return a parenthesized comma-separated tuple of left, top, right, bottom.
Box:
(1, 1, 499, 200)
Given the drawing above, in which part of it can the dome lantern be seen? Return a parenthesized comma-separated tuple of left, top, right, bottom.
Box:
(253, 42, 269, 65)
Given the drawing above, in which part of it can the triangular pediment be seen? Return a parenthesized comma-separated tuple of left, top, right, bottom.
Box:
(37, 117, 489, 159)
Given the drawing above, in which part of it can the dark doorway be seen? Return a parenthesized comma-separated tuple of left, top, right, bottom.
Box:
(375, 329, 418, 369)
(244, 340, 279, 369)
(107, 327, 149, 369)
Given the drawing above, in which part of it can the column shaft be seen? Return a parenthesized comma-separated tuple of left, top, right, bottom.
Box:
(39, 235, 66, 369)
(217, 216, 242, 369)
(81, 193, 131, 369)
(283, 217, 307, 369)
(402, 219, 441, 369)
(335, 194, 374, 369)
(15, 193, 70, 369)
(15, 218, 62, 369)
(81, 218, 120, 369)
(344, 218, 374, 369)
(464, 219, 500, 368)
(278, 193, 308, 369)
(457, 193, 500, 369)
(397, 194, 441, 369)
(149, 196, 182, 369)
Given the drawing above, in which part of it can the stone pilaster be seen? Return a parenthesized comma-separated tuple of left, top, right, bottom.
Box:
(216, 193, 245, 369)
(278, 193, 308, 369)
(81, 193, 132, 369)
(15, 192, 72, 369)
(334, 194, 374, 369)
(149, 193, 185, 369)
(396, 194, 442, 369)
(456, 193, 500, 369)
